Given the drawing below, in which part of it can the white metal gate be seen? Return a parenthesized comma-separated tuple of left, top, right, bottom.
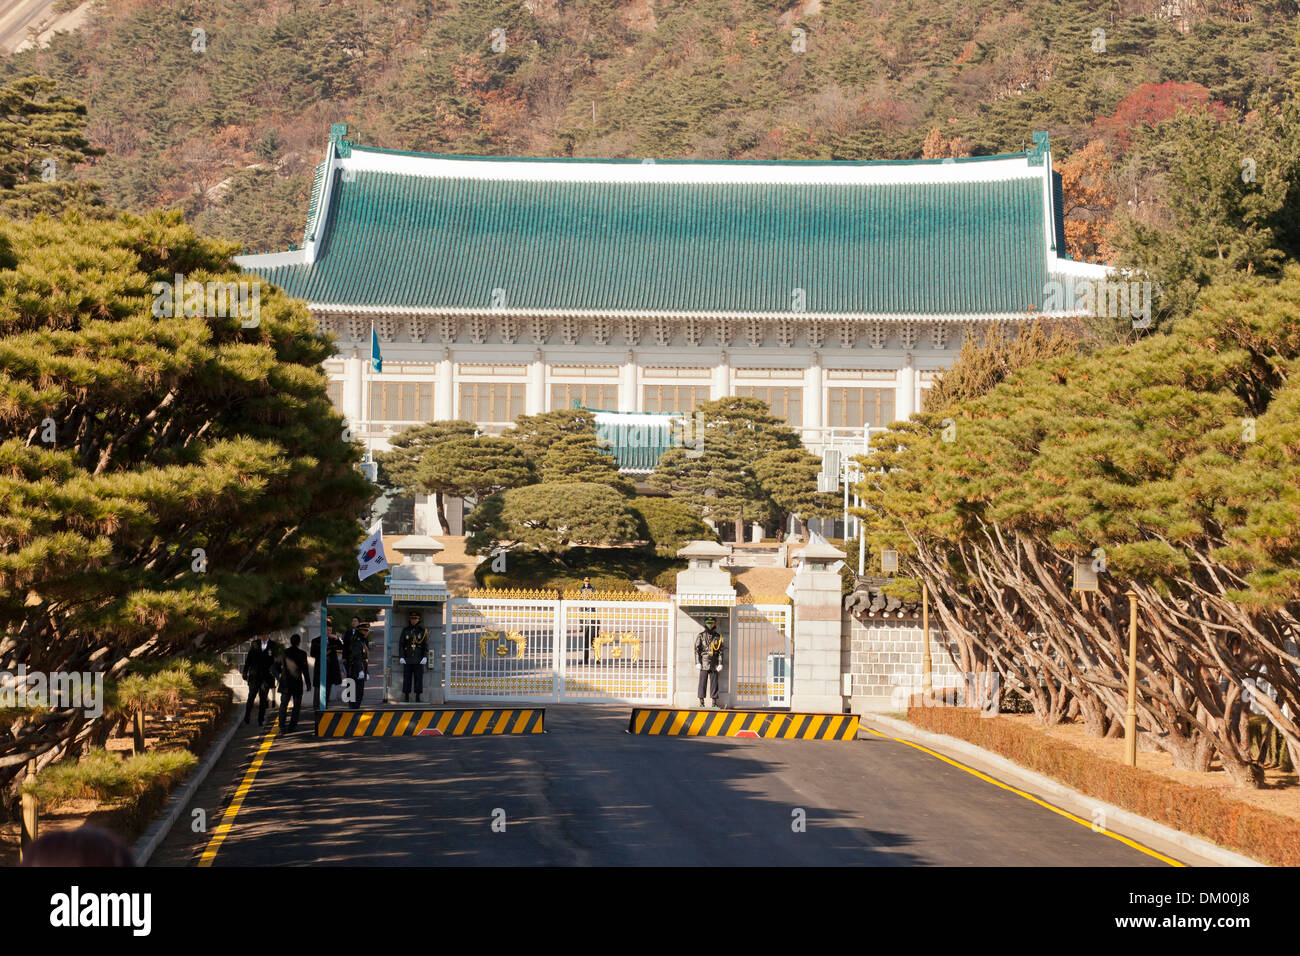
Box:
(445, 596, 672, 703)
(731, 603, 793, 707)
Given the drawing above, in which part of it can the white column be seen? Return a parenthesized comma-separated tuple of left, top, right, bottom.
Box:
(712, 351, 729, 400)
(619, 350, 638, 412)
(897, 354, 916, 421)
(342, 354, 364, 426)
(435, 348, 454, 421)
(527, 349, 546, 415)
(803, 351, 823, 446)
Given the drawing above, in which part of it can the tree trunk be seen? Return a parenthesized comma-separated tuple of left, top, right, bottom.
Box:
(734, 517, 745, 544)
(434, 493, 448, 535)
(133, 709, 146, 754)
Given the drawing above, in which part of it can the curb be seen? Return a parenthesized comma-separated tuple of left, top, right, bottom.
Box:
(132, 679, 247, 866)
(862, 714, 1265, 868)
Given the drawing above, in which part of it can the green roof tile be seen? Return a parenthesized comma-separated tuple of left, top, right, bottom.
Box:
(243, 164, 1061, 317)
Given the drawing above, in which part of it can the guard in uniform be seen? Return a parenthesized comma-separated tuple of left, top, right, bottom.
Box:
(399, 610, 429, 703)
(695, 616, 724, 708)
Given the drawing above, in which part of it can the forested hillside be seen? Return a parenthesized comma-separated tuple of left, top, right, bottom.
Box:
(2, 0, 1298, 259)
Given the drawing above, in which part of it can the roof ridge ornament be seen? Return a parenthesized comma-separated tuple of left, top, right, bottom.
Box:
(1027, 130, 1049, 167)
(330, 122, 353, 158)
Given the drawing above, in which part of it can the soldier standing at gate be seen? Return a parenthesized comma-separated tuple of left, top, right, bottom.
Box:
(399, 610, 429, 703)
(695, 616, 724, 708)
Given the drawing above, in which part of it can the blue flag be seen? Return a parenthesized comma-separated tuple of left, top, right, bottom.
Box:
(370, 325, 382, 372)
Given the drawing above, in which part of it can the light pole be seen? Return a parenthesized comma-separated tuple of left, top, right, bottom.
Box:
(921, 580, 932, 700)
(1124, 589, 1139, 766)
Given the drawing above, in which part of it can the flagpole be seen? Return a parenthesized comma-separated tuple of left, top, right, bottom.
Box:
(365, 322, 374, 463)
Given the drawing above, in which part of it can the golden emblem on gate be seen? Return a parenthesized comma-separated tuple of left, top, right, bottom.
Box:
(591, 632, 642, 662)
(479, 630, 527, 660)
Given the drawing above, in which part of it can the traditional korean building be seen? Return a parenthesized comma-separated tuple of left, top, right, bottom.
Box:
(236, 124, 1107, 535)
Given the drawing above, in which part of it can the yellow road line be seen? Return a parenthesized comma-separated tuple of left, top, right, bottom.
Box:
(197, 720, 278, 867)
(863, 727, 1184, 867)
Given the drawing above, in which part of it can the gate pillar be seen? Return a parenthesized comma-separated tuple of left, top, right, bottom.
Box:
(672, 540, 736, 708)
(790, 536, 847, 713)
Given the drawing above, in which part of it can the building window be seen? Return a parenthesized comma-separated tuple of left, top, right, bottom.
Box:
(551, 383, 618, 411)
(827, 387, 895, 428)
(643, 384, 710, 413)
(460, 382, 525, 423)
(368, 382, 434, 423)
(325, 380, 344, 415)
(733, 386, 802, 425)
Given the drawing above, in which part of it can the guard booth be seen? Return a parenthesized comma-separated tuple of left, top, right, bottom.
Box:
(383, 535, 449, 703)
(317, 592, 392, 711)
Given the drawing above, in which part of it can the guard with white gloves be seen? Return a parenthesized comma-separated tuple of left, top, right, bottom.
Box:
(694, 616, 724, 708)
(399, 610, 430, 703)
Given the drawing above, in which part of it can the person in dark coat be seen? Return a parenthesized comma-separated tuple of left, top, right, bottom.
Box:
(345, 624, 370, 710)
(277, 633, 312, 734)
(242, 634, 280, 726)
(341, 616, 364, 678)
(578, 577, 598, 665)
(399, 611, 429, 703)
(309, 626, 344, 705)
(694, 616, 724, 708)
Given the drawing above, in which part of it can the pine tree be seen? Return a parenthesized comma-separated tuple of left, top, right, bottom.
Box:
(0, 210, 372, 787)
(538, 433, 634, 495)
(377, 420, 477, 531)
(648, 396, 801, 542)
(0, 75, 104, 218)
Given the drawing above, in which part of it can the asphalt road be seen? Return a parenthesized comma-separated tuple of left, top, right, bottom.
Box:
(153, 700, 1176, 867)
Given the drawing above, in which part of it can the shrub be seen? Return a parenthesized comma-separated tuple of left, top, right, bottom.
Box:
(23, 748, 196, 809)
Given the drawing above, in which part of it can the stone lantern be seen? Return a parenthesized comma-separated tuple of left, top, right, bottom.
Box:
(387, 535, 448, 596)
(674, 540, 735, 606)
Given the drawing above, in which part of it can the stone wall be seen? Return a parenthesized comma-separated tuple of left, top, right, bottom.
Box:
(846, 618, 965, 714)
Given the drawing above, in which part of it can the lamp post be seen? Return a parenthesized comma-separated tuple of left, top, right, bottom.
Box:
(921, 580, 932, 701)
(1124, 589, 1139, 766)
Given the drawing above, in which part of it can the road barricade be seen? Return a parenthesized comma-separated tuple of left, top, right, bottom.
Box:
(627, 708, 858, 739)
(315, 707, 545, 737)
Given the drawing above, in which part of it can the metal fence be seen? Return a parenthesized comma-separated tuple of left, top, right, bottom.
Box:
(445, 597, 673, 703)
(732, 604, 793, 707)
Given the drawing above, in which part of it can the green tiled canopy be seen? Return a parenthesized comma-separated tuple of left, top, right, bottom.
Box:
(243, 155, 1060, 317)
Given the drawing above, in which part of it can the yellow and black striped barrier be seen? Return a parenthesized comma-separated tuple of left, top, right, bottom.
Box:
(315, 707, 544, 737)
(627, 708, 858, 740)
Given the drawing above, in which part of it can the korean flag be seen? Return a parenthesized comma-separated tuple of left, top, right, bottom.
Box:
(357, 519, 389, 581)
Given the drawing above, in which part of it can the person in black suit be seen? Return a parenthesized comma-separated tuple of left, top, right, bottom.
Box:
(345, 624, 370, 710)
(341, 616, 364, 678)
(277, 633, 312, 734)
(242, 634, 280, 726)
(309, 625, 344, 705)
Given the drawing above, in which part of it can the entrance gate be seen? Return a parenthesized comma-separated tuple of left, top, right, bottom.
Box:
(446, 595, 673, 703)
(731, 603, 793, 707)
